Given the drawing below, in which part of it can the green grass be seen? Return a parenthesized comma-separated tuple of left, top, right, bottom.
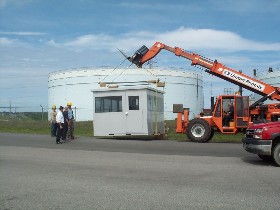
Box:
(74, 121, 94, 137)
(0, 119, 244, 142)
(0, 120, 50, 135)
(0, 120, 94, 137)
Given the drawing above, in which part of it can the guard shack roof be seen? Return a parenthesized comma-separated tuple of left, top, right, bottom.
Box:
(91, 86, 164, 94)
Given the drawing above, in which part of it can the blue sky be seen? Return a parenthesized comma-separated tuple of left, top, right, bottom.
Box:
(0, 0, 280, 111)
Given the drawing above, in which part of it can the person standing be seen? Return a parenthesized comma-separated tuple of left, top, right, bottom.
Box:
(67, 102, 75, 139)
(50, 105, 57, 137)
(56, 106, 64, 144)
(62, 106, 69, 141)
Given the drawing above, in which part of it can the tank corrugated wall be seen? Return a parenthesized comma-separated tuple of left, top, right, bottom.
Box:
(48, 67, 203, 121)
(254, 70, 280, 103)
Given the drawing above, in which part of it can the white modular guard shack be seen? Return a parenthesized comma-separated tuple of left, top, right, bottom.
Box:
(92, 87, 164, 136)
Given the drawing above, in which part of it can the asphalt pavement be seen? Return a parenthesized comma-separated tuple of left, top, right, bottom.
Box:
(1, 133, 280, 210)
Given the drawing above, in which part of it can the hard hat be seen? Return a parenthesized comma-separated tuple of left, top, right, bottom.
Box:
(52, 105, 56, 109)
(67, 102, 72, 106)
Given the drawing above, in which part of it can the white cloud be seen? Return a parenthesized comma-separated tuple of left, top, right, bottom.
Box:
(1, 26, 279, 111)
(46, 39, 60, 47)
(0, 37, 14, 45)
(49, 27, 280, 53)
(64, 34, 113, 51)
(154, 27, 280, 52)
(0, 31, 46, 36)
(0, 37, 31, 47)
(2, 27, 279, 73)
(0, 0, 33, 8)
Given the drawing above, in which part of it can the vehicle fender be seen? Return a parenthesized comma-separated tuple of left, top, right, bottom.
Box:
(199, 116, 215, 127)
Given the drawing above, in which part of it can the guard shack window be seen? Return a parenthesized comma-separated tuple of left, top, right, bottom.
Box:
(129, 96, 139, 110)
(95, 96, 122, 113)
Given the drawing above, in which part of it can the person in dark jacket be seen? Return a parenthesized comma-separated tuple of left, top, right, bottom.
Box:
(62, 106, 69, 141)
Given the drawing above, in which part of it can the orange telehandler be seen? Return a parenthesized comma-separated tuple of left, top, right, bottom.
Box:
(127, 42, 280, 142)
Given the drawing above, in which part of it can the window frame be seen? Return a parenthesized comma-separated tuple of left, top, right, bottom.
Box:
(128, 96, 140, 110)
(95, 96, 122, 113)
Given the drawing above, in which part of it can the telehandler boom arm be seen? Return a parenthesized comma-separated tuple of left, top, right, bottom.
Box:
(129, 42, 280, 101)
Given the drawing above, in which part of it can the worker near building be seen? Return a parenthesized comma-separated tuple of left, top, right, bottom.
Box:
(56, 106, 64, 144)
(67, 102, 75, 139)
(62, 106, 69, 141)
(50, 105, 57, 137)
(223, 103, 234, 127)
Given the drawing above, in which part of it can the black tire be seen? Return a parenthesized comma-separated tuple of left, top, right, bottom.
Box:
(186, 118, 212, 143)
(258, 154, 273, 162)
(206, 128, 215, 142)
(272, 143, 280, 167)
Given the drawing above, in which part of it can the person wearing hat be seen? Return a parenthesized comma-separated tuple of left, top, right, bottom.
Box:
(67, 102, 75, 139)
(56, 106, 64, 144)
(50, 105, 57, 137)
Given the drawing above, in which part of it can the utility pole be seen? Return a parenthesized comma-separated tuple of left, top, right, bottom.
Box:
(40, 105, 43, 121)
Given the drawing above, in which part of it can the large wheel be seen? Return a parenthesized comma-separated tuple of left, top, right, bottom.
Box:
(186, 118, 212, 143)
(206, 128, 215, 142)
(272, 143, 280, 167)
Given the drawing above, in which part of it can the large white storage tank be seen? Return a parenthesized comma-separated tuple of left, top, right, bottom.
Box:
(48, 67, 203, 121)
(254, 69, 280, 103)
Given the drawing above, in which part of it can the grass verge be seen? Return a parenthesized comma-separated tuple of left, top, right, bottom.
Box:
(0, 120, 243, 143)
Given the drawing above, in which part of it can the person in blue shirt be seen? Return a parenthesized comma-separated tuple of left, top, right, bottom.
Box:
(67, 102, 75, 139)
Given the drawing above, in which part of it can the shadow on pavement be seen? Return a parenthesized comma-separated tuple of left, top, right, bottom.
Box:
(241, 157, 277, 167)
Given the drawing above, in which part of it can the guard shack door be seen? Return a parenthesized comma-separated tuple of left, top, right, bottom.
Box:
(125, 91, 144, 135)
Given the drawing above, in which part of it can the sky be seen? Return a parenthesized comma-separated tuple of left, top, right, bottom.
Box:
(0, 0, 280, 112)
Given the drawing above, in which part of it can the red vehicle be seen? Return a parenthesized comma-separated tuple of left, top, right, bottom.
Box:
(242, 121, 280, 166)
(127, 42, 280, 142)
